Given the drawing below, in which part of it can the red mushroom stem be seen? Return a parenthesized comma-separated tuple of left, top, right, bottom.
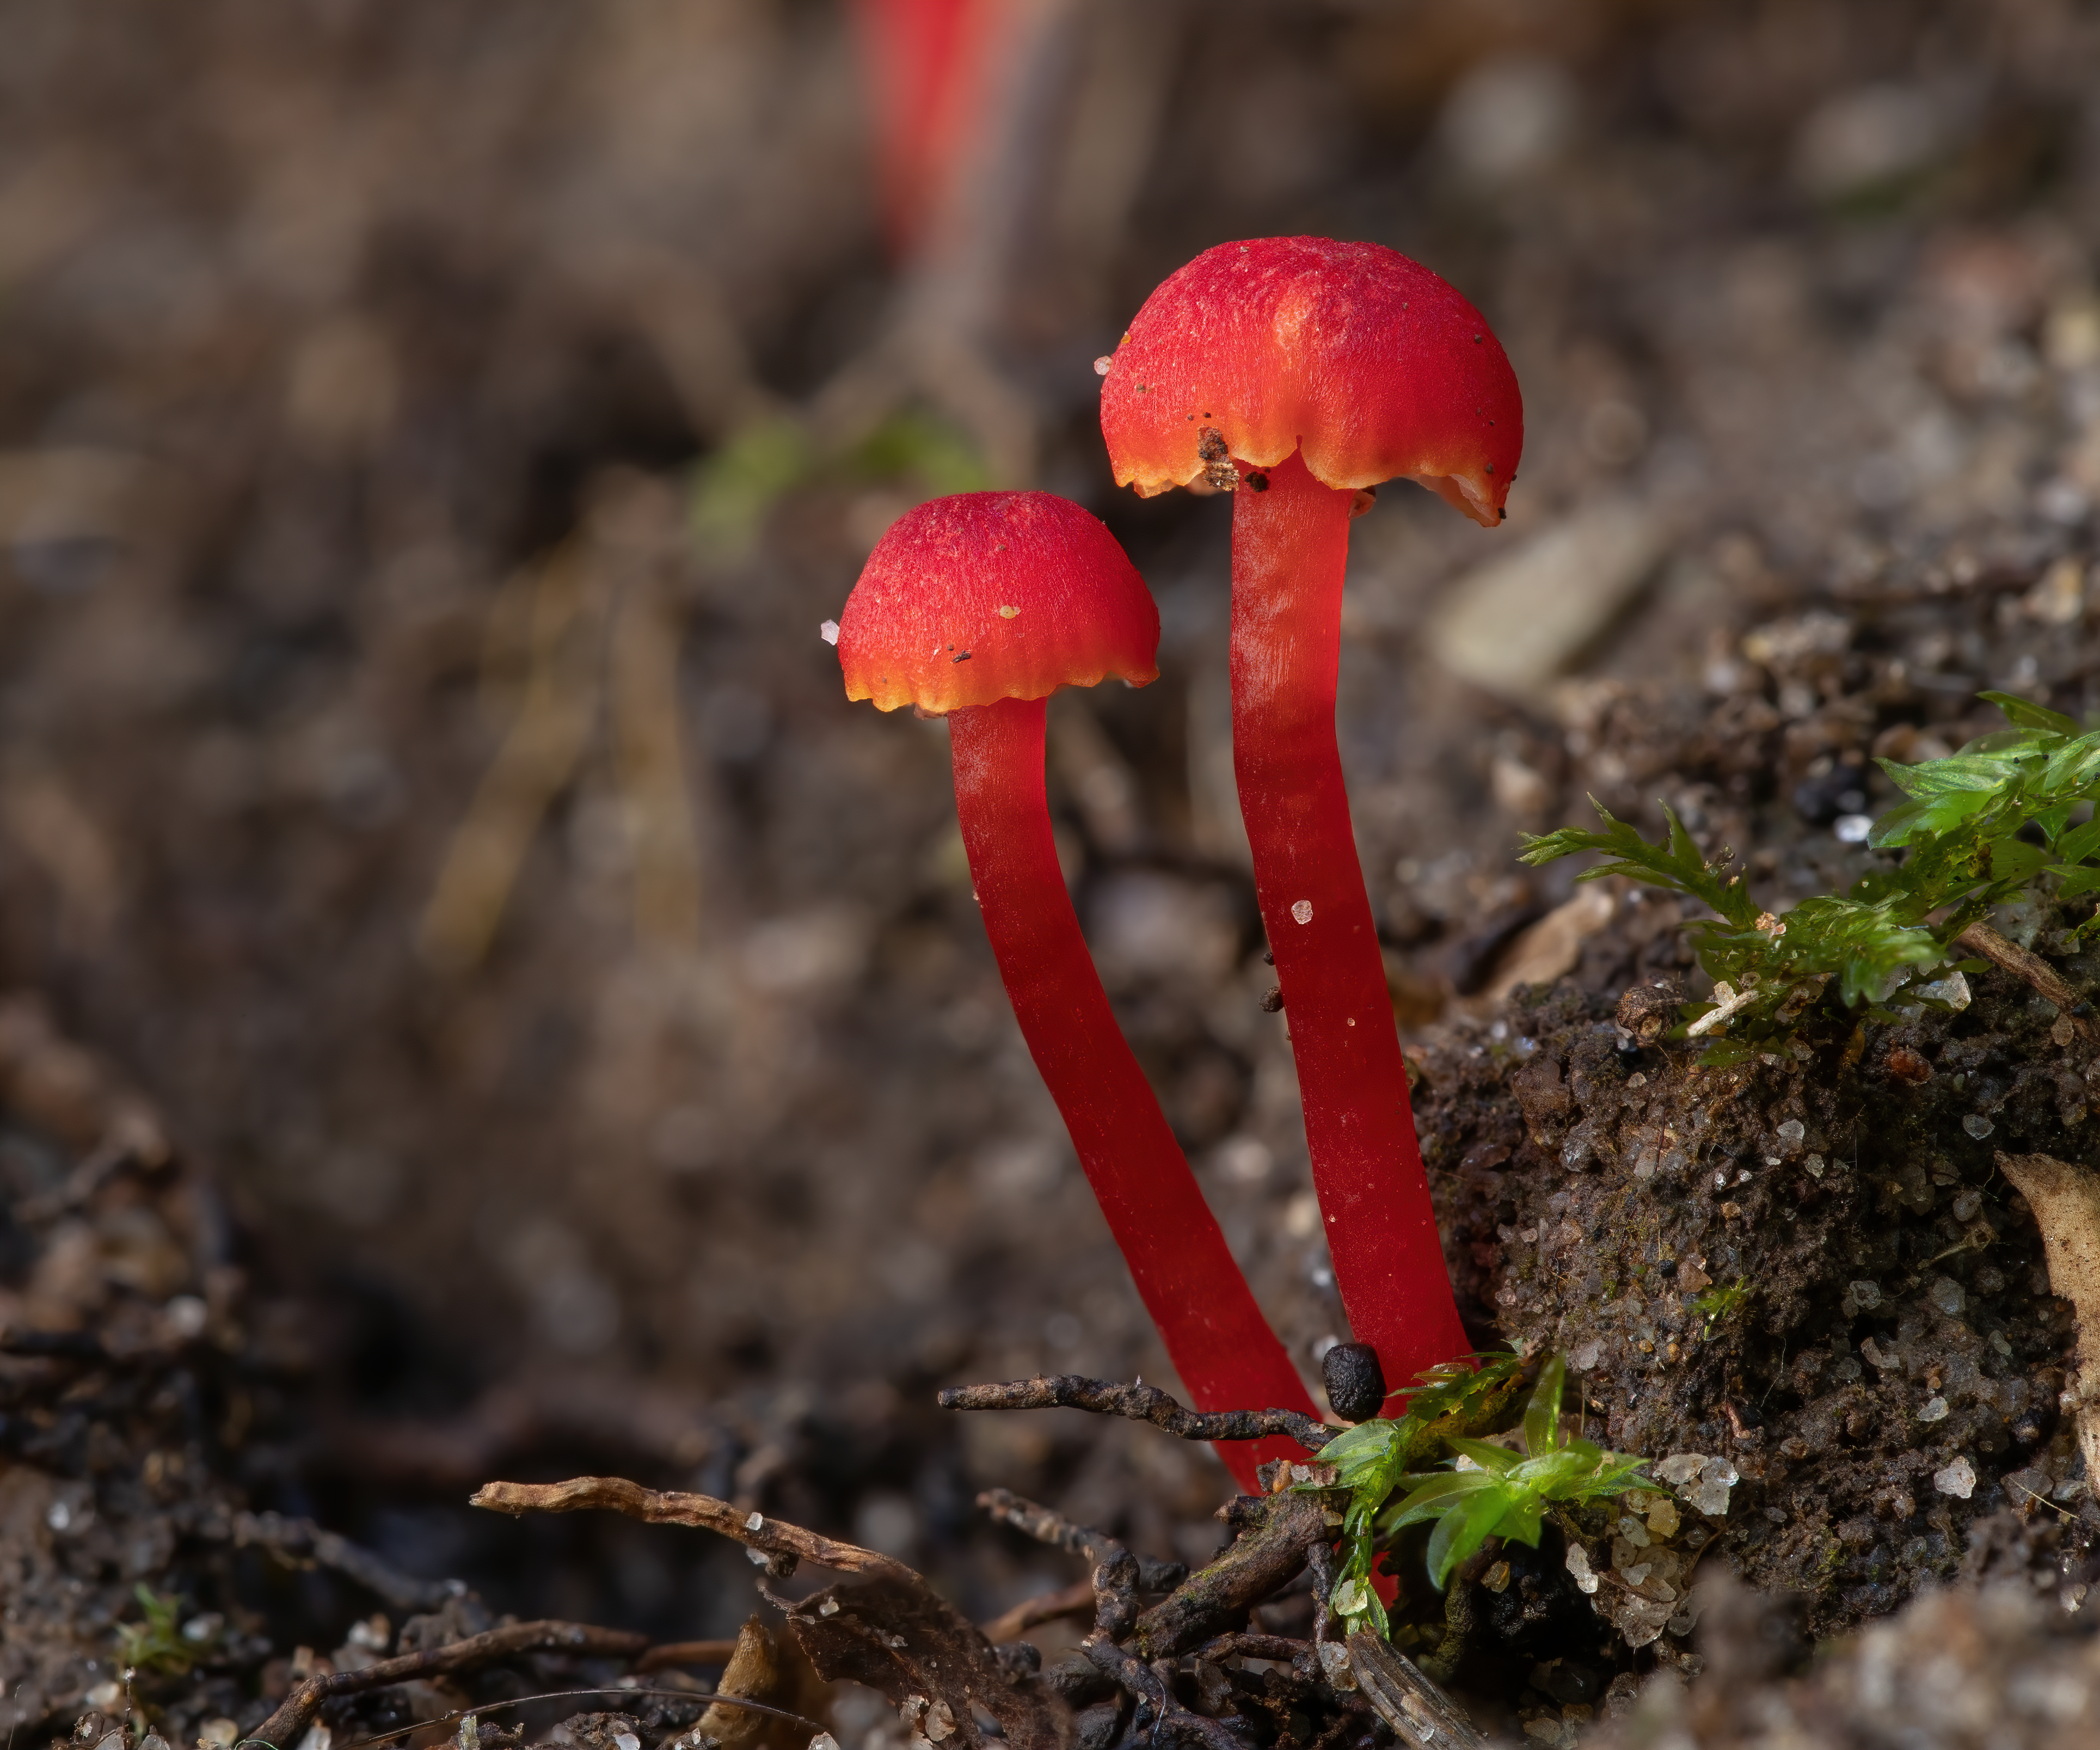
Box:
(950, 693, 1318, 1484)
(1229, 450, 1471, 1386)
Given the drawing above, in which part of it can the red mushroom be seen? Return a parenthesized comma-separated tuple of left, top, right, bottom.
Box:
(836, 490, 1319, 1483)
(846, 0, 992, 256)
(1098, 237, 1523, 1398)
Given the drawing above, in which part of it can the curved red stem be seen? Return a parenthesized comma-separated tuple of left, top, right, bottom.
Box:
(1229, 451, 1471, 1396)
(950, 696, 1320, 1485)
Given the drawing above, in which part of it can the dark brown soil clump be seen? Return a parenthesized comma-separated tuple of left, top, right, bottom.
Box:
(1416, 917, 2100, 1640)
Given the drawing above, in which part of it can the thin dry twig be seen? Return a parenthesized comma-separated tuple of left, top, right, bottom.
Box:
(1344, 1631, 1493, 1750)
(1305, 1538, 1339, 1659)
(1082, 1638, 1254, 1750)
(975, 1489, 1144, 1637)
(1130, 1491, 1336, 1661)
(1958, 922, 2091, 1033)
(246, 1620, 648, 1750)
(1192, 1633, 1312, 1667)
(980, 1579, 1097, 1646)
(938, 1376, 1333, 1453)
(329, 1687, 823, 1750)
(470, 1475, 915, 1580)
(224, 1509, 462, 1613)
(633, 1639, 742, 1673)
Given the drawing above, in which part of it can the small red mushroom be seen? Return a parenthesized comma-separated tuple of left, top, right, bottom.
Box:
(836, 490, 1319, 1485)
(846, 0, 992, 256)
(1099, 238, 1524, 1399)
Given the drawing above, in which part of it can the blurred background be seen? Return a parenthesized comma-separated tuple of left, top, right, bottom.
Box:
(1, 0, 2097, 1642)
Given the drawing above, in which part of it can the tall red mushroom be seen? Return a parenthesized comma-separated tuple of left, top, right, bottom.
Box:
(836, 490, 1320, 1484)
(1098, 237, 1523, 1398)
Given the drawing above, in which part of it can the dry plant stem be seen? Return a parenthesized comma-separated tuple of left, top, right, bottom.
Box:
(977, 1488, 1141, 1637)
(1194, 1633, 1312, 1666)
(223, 1509, 459, 1613)
(1130, 1491, 1335, 1660)
(1082, 1640, 1253, 1750)
(470, 1475, 912, 1580)
(976, 1489, 1188, 1586)
(1343, 1632, 1491, 1750)
(1304, 1538, 1338, 1654)
(1994, 1150, 2100, 1479)
(634, 1640, 741, 1672)
(1230, 453, 1471, 1386)
(951, 697, 1320, 1488)
(980, 1579, 1097, 1645)
(939, 1373, 1333, 1453)
(1958, 923, 2091, 1031)
(248, 1619, 648, 1750)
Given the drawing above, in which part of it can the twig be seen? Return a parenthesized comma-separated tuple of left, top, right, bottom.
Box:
(226, 1510, 462, 1613)
(980, 1579, 1096, 1646)
(1083, 1638, 1254, 1750)
(938, 1376, 1333, 1453)
(974, 1491, 1188, 1587)
(633, 1640, 741, 1672)
(1343, 1631, 1493, 1750)
(246, 1620, 648, 1750)
(1192, 1634, 1311, 1667)
(325, 1686, 823, 1750)
(1130, 1492, 1336, 1661)
(1957, 923, 2091, 1033)
(975, 1489, 1140, 1637)
(470, 1475, 914, 1581)
(1305, 1538, 1338, 1657)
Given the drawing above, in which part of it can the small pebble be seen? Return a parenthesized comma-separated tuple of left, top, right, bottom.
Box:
(1777, 1119, 1805, 1150)
(1963, 1114, 1995, 1139)
(1933, 1455, 1977, 1499)
(1919, 1396, 1949, 1422)
(1929, 1276, 1967, 1317)
(1565, 1543, 1599, 1594)
(1952, 1189, 1982, 1220)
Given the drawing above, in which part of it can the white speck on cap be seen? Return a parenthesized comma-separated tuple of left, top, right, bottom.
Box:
(746, 1511, 764, 1532)
(820, 620, 839, 644)
(1093, 357, 1112, 375)
(1291, 900, 1313, 924)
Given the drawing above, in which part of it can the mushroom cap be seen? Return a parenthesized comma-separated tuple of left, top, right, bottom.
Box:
(839, 491, 1159, 714)
(1099, 236, 1524, 526)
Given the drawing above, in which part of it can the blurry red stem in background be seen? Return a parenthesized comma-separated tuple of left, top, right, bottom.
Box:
(846, 0, 992, 256)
